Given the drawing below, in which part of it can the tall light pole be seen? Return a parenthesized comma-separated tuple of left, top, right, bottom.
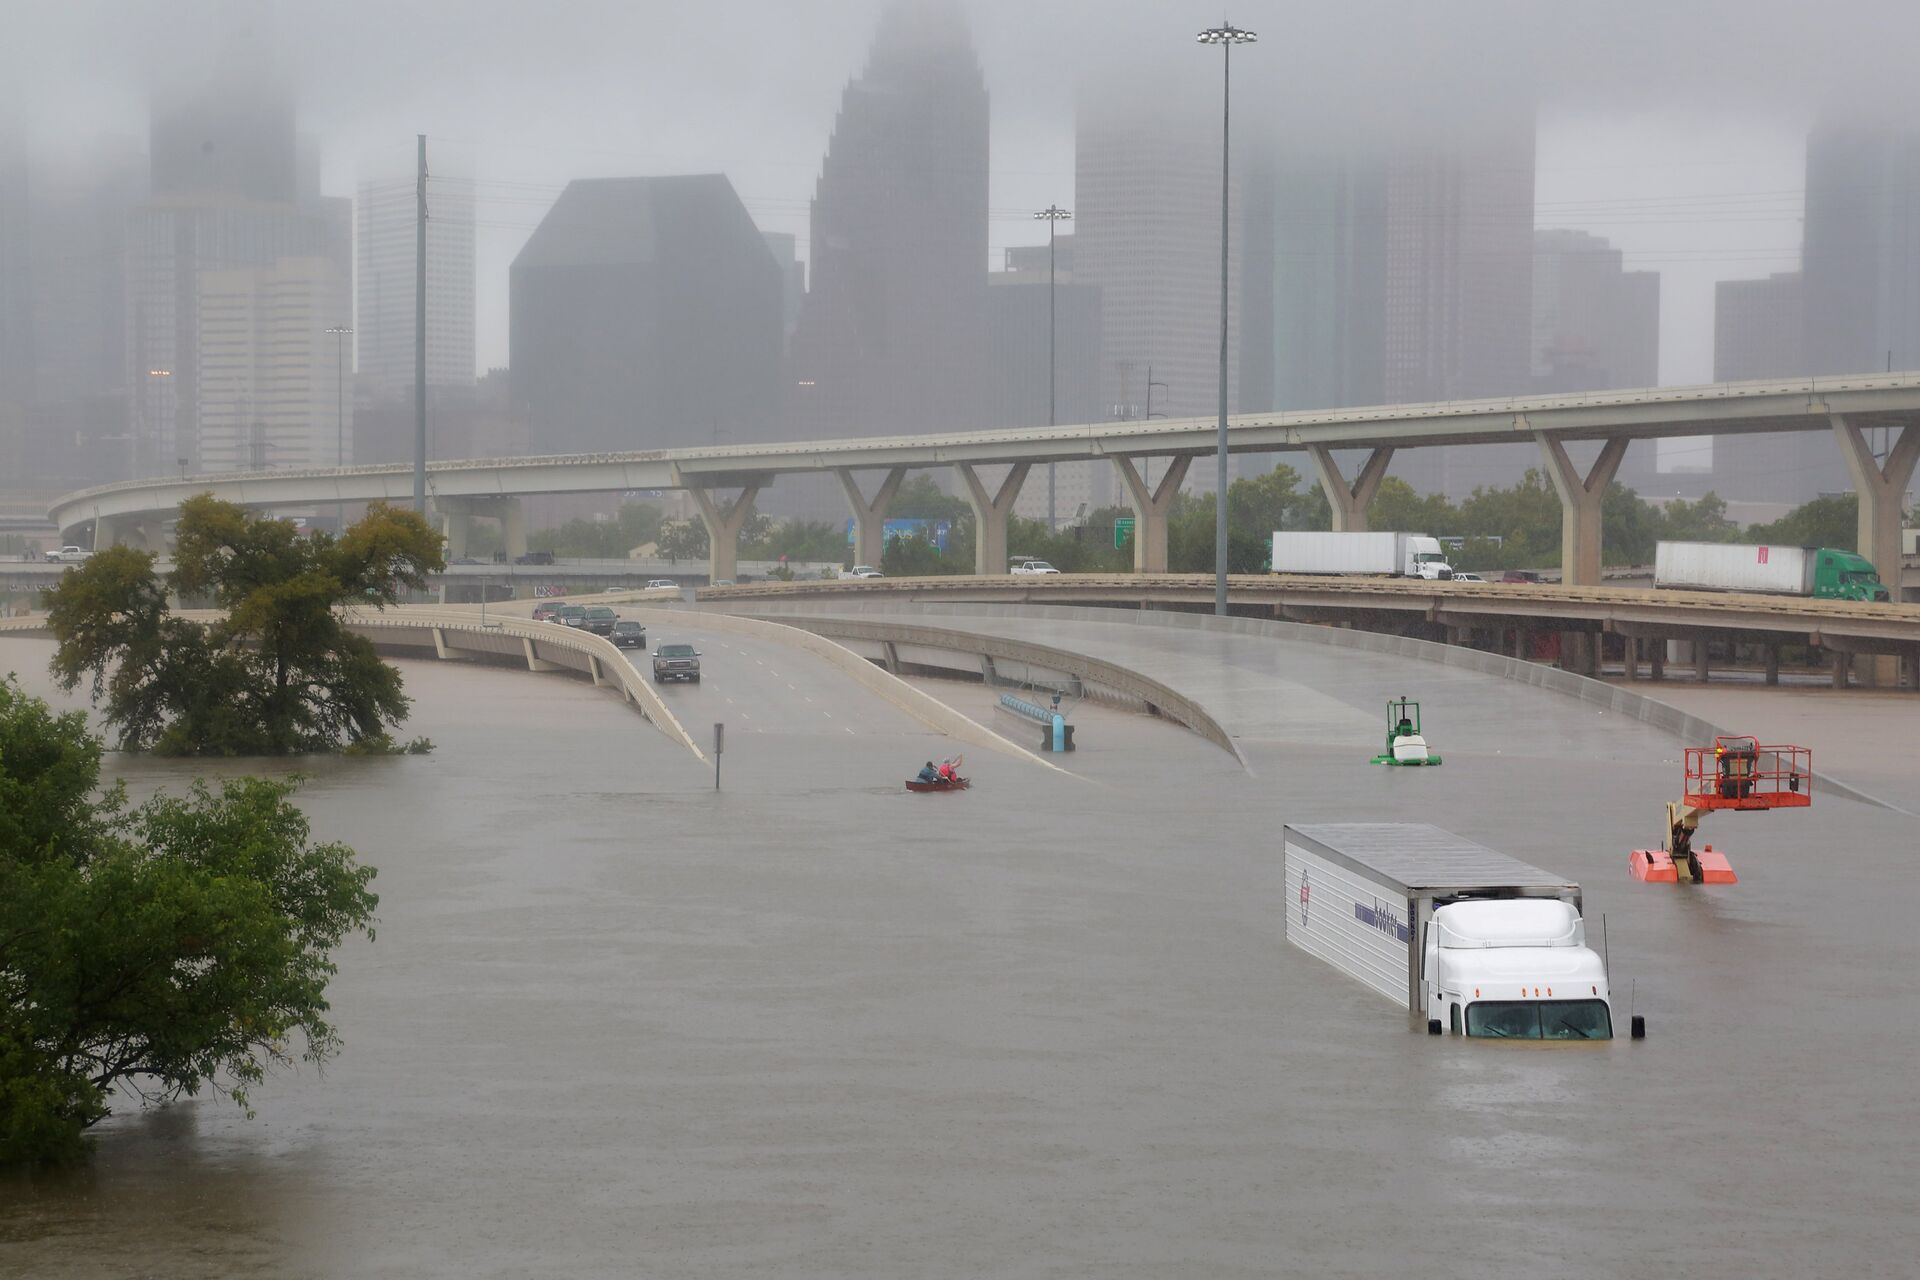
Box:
(1034, 204, 1072, 531)
(326, 326, 353, 530)
(1198, 21, 1255, 615)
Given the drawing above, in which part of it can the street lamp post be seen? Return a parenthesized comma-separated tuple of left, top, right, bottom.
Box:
(1034, 204, 1072, 531)
(326, 325, 354, 530)
(1198, 21, 1255, 615)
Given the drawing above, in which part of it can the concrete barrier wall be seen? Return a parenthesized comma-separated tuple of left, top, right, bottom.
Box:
(735, 598, 1899, 811)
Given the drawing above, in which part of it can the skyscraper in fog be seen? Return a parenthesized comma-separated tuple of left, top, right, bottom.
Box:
(125, 20, 348, 477)
(787, 0, 990, 442)
(0, 126, 28, 487)
(196, 256, 351, 472)
(1382, 123, 1537, 495)
(1802, 125, 1920, 379)
(1239, 146, 1386, 414)
(1530, 229, 1658, 393)
(1076, 85, 1240, 485)
(1709, 272, 1810, 502)
(356, 169, 476, 399)
(509, 175, 782, 456)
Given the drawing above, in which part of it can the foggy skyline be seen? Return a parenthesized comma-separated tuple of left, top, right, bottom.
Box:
(5, 0, 1918, 388)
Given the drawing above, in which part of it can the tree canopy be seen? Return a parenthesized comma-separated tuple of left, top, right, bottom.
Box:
(0, 678, 378, 1164)
(44, 496, 443, 755)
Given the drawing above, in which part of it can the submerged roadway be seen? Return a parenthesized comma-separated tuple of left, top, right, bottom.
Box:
(0, 600, 1914, 1278)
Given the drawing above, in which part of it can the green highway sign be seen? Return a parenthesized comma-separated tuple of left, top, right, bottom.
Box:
(1114, 516, 1136, 549)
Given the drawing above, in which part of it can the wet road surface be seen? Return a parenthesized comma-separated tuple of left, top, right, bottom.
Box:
(1, 618, 1916, 1279)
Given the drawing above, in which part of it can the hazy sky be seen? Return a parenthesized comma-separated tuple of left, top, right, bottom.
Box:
(9, 0, 1916, 390)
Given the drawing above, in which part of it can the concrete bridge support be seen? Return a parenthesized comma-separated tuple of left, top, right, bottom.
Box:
(1832, 414, 1919, 685)
(93, 516, 121, 549)
(838, 467, 906, 569)
(956, 463, 1030, 575)
(688, 482, 763, 583)
(1114, 455, 1192, 573)
(434, 496, 527, 562)
(1308, 445, 1394, 532)
(1536, 433, 1628, 588)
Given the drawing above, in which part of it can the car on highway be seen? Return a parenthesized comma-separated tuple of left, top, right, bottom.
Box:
(579, 605, 617, 636)
(1010, 559, 1060, 575)
(1451, 572, 1487, 583)
(514, 550, 556, 566)
(710, 578, 735, 587)
(550, 604, 588, 627)
(531, 601, 566, 621)
(646, 579, 678, 590)
(1502, 570, 1542, 584)
(840, 565, 884, 579)
(610, 620, 647, 649)
(48, 545, 93, 564)
(652, 642, 701, 683)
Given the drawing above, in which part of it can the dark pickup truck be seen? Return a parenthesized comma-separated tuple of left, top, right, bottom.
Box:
(652, 643, 701, 684)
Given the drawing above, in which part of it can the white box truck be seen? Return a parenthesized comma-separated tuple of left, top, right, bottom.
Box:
(1270, 531, 1453, 579)
(1283, 823, 1633, 1040)
(1653, 541, 1890, 602)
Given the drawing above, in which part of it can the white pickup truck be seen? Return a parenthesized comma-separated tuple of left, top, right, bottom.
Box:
(1010, 559, 1060, 575)
(839, 565, 884, 579)
(48, 546, 94, 564)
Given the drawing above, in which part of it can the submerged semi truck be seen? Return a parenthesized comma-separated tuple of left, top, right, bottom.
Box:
(1653, 541, 1890, 602)
(1283, 823, 1636, 1040)
(1269, 532, 1453, 579)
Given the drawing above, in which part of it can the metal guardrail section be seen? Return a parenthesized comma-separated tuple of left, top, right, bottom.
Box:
(702, 574, 1920, 646)
(344, 607, 706, 762)
(738, 611, 1248, 770)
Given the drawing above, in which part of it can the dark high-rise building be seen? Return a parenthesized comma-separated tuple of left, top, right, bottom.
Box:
(1076, 85, 1240, 479)
(149, 68, 296, 205)
(1382, 123, 1537, 496)
(985, 270, 1104, 517)
(787, 0, 990, 442)
(509, 175, 783, 456)
(22, 137, 146, 490)
(1802, 125, 1920, 379)
(1239, 147, 1387, 415)
(1710, 271, 1812, 502)
(1530, 229, 1658, 393)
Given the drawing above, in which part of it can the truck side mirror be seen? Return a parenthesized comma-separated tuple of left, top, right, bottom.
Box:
(1426, 1018, 1443, 1036)
(1631, 1015, 1647, 1040)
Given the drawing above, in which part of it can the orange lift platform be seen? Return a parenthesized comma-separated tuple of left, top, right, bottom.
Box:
(1631, 736, 1812, 885)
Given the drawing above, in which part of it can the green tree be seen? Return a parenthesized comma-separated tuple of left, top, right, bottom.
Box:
(890, 473, 972, 522)
(0, 678, 378, 1164)
(1653, 491, 1741, 543)
(1748, 493, 1859, 552)
(1368, 476, 1458, 536)
(45, 497, 443, 755)
(530, 501, 666, 559)
(655, 518, 710, 563)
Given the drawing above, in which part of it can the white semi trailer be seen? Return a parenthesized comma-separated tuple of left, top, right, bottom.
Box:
(1283, 823, 1638, 1040)
(1270, 531, 1453, 579)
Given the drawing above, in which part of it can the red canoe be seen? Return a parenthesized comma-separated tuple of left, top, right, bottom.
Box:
(905, 777, 970, 793)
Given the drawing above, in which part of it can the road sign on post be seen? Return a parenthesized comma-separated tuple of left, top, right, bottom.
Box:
(713, 722, 724, 790)
(1114, 516, 1136, 550)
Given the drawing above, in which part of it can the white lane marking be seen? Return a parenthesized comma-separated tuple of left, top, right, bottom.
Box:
(803, 695, 813, 703)
(844, 727, 856, 735)
(822, 711, 833, 719)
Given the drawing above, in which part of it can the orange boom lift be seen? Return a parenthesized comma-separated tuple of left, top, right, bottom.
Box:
(1630, 736, 1812, 885)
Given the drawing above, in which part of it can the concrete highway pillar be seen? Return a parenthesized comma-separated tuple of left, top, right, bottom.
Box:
(1536, 434, 1628, 588)
(1649, 640, 1665, 681)
(838, 467, 906, 569)
(1831, 414, 1918, 685)
(1831, 653, 1850, 689)
(956, 463, 1030, 575)
(1764, 645, 1780, 686)
(1308, 445, 1394, 533)
(501, 498, 528, 561)
(688, 482, 763, 583)
(1693, 641, 1709, 683)
(1113, 455, 1192, 573)
(1621, 636, 1638, 682)
(438, 504, 472, 560)
(93, 516, 121, 549)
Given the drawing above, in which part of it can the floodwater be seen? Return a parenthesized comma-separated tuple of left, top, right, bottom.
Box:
(1, 617, 1916, 1279)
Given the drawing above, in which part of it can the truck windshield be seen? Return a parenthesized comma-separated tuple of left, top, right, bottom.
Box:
(1466, 1000, 1612, 1040)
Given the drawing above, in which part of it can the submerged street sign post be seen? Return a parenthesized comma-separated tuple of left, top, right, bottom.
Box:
(714, 722, 724, 790)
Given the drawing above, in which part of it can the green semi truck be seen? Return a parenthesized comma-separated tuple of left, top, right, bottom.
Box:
(1653, 541, 1892, 602)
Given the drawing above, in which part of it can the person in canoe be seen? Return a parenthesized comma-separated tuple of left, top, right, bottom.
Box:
(916, 761, 939, 784)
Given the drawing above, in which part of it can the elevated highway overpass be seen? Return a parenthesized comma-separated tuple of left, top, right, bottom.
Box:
(46, 373, 1920, 596)
(699, 574, 1920, 689)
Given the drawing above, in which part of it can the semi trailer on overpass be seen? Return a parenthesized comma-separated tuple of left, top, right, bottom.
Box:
(1655, 541, 1891, 602)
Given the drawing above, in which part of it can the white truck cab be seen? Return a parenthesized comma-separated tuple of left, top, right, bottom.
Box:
(1423, 899, 1613, 1039)
(1010, 559, 1060, 575)
(1405, 535, 1454, 580)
